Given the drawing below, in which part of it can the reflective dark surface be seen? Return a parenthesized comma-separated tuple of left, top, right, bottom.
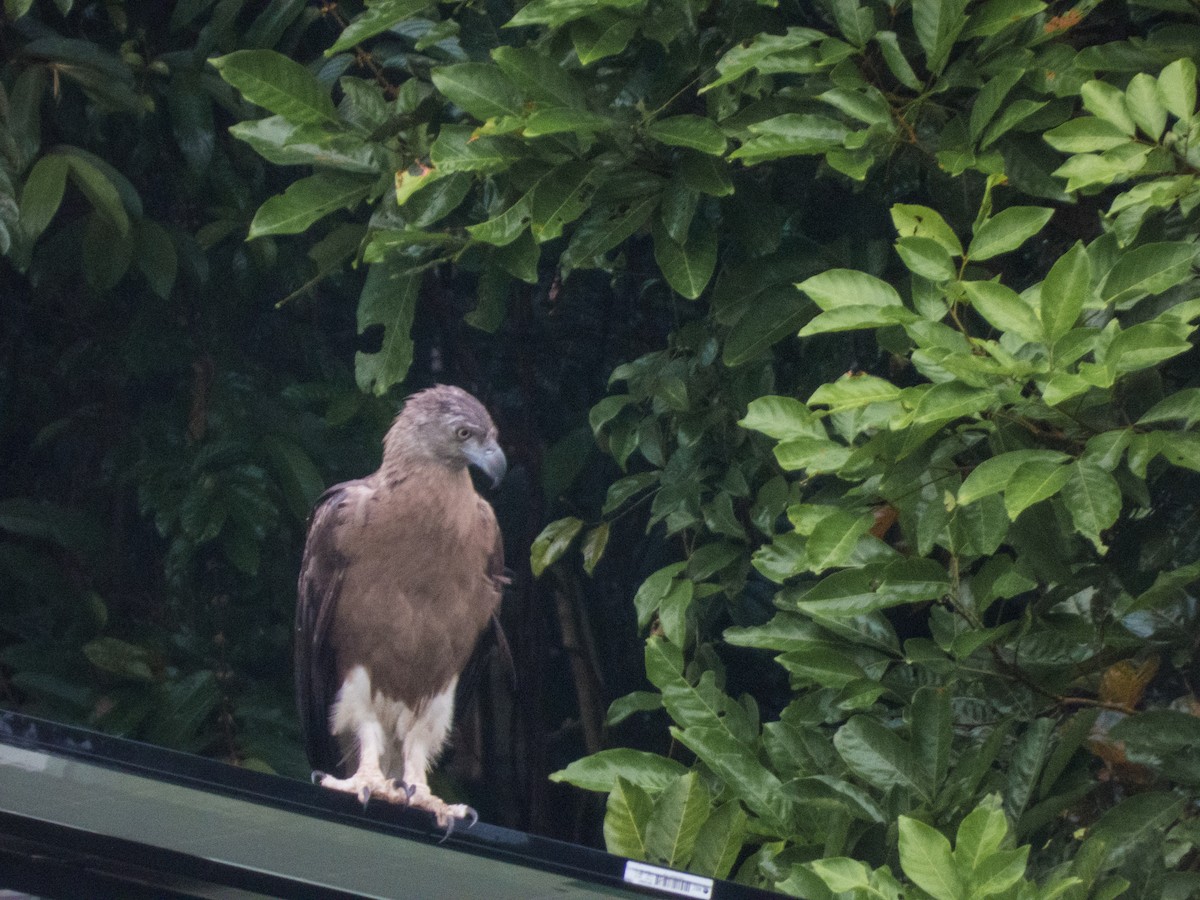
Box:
(0, 712, 776, 899)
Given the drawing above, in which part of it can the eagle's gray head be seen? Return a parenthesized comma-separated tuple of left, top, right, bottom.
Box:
(386, 385, 507, 487)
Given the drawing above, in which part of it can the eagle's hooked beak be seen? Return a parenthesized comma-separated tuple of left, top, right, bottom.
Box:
(465, 437, 507, 488)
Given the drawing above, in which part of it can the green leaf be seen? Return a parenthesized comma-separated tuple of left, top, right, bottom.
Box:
(1061, 461, 1120, 551)
(967, 206, 1053, 261)
(1003, 459, 1071, 519)
(431, 64, 523, 121)
(657, 578, 694, 647)
(509, 0, 645, 28)
(634, 564, 686, 630)
(1100, 242, 1197, 307)
(980, 98, 1049, 150)
(791, 775, 887, 823)
(83, 210, 133, 290)
(1039, 241, 1089, 341)
(562, 196, 658, 270)
(605, 777, 653, 859)
(912, 0, 969, 76)
(798, 304, 916, 337)
(954, 796, 1010, 877)
(730, 114, 850, 164)
(907, 381, 996, 425)
(5, 0, 35, 18)
(352, 264, 418, 395)
(571, 11, 639, 65)
(607, 691, 663, 726)
(899, 817, 964, 900)
(645, 638, 737, 735)
(896, 236, 957, 281)
(807, 509, 875, 571)
(958, 450, 1069, 505)
(248, 173, 373, 238)
(891, 204, 963, 256)
(210, 51, 339, 126)
(1157, 57, 1196, 123)
(963, 0, 1045, 37)
(64, 155, 130, 236)
(969, 68, 1024, 140)
(261, 436, 324, 521)
(644, 772, 711, 868)
(912, 686, 951, 793)
(1005, 718, 1053, 823)
(530, 516, 584, 576)
(739, 396, 826, 441)
(652, 218, 717, 299)
(724, 286, 810, 365)
(672, 725, 794, 829)
(798, 268, 904, 310)
(531, 161, 595, 242)
(818, 86, 891, 125)
(1043, 117, 1132, 153)
(135, 219, 178, 300)
(646, 115, 727, 155)
(1138, 389, 1200, 428)
(835, 716, 931, 802)
(688, 801, 747, 879)
(1080, 80, 1136, 136)
(492, 45, 586, 108)
(875, 30, 922, 90)
(961, 280, 1043, 343)
(523, 107, 612, 136)
(325, 0, 431, 54)
(581, 523, 610, 576)
(807, 857, 874, 893)
(467, 195, 533, 246)
(1108, 322, 1193, 374)
(19, 154, 69, 242)
(809, 374, 901, 411)
(772, 438, 852, 474)
(550, 748, 688, 792)
(1125, 73, 1167, 141)
(83, 637, 156, 682)
(429, 126, 521, 174)
(1082, 792, 1184, 869)
(702, 27, 825, 92)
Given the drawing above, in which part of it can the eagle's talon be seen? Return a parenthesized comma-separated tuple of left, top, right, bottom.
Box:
(464, 806, 479, 828)
(388, 778, 412, 802)
(311, 770, 327, 785)
(358, 785, 372, 807)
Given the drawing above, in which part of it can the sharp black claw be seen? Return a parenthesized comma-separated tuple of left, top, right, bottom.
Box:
(389, 779, 412, 802)
(311, 770, 327, 785)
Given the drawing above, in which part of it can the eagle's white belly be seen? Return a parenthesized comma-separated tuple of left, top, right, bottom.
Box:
(330, 664, 458, 781)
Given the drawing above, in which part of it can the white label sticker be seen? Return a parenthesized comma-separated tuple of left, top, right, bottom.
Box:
(622, 861, 714, 898)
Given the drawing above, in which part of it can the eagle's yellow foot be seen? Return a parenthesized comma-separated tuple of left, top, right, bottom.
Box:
(312, 770, 411, 808)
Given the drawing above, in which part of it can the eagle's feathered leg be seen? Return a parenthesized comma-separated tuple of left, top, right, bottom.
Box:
(316, 667, 410, 805)
(396, 677, 477, 831)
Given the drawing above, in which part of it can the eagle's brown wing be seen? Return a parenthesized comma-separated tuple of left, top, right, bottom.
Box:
(454, 501, 514, 717)
(295, 478, 370, 775)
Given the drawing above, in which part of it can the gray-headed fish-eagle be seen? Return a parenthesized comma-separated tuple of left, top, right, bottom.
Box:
(295, 385, 507, 830)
